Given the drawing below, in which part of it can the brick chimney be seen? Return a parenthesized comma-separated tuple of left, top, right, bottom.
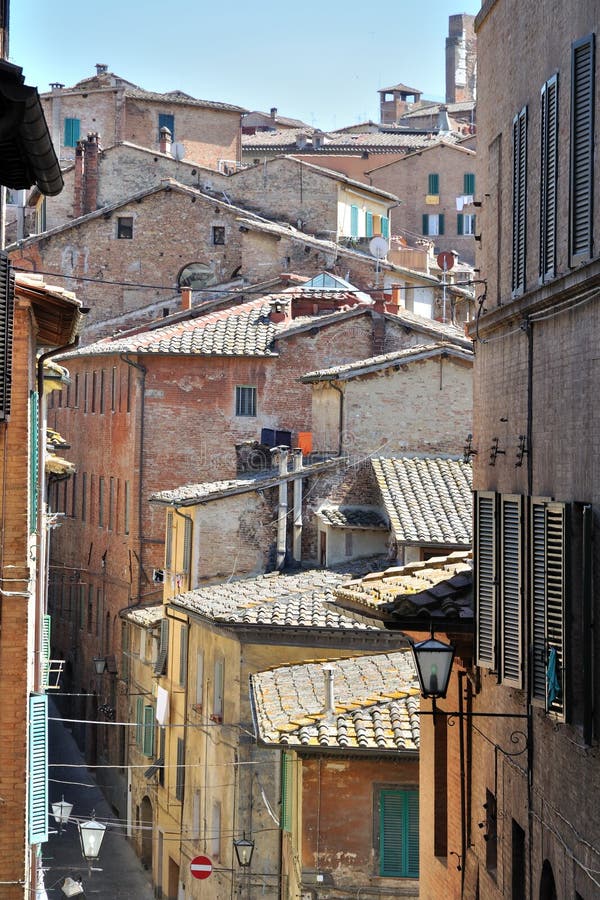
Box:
(180, 287, 192, 311)
(159, 126, 172, 155)
(83, 133, 100, 214)
(73, 140, 85, 218)
(269, 298, 290, 323)
(270, 107, 277, 121)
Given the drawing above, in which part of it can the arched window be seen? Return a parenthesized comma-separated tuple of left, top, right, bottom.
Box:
(177, 262, 216, 289)
(539, 860, 557, 900)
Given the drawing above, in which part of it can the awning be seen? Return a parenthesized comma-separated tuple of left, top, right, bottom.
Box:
(0, 59, 63, 195)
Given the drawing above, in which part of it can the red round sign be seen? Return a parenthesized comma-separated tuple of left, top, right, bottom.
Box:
(190, 855, 213, 880)
(437, 250, 455, 271)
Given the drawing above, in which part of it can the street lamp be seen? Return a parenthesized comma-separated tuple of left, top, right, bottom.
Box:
(93, 656, 107, 675)
(411, 629, 455, 700)
(233, 833, 255, 868)
(78, 812, 106, 872)
(52, 796, 74, 833)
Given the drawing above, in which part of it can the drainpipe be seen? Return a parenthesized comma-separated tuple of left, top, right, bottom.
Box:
(323, 664, 335, 717)
(273, 447, 288, 570)
(291, 449, 303, 564)
(120, 355, 146, 604)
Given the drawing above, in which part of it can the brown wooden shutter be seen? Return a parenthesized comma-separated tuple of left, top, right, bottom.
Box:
(500, 495, 523, 687)
(540, 75, 558, 281)
(0, 252, 14, 421)
(475, 492, 497, 669)
(570, 35, 595, 263)
(512, 107, 528, 295)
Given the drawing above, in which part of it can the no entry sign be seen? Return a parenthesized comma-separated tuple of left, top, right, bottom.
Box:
(190, 855, 213, 879)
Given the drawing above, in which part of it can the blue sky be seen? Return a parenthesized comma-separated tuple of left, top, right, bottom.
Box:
(10, 1, 480, 131)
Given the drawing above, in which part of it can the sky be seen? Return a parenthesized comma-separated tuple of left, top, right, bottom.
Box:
(9, 0, 480, 132)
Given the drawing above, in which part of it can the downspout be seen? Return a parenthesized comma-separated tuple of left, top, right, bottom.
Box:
(173, 505, 194, 591)
(120, 355, 146, 604)
(525, 317, 534, 900)
(273, 447, 288, 570)
(330, 381, 344, 456)
(35, 338, 80, 693)
(291, 449, 303, 564)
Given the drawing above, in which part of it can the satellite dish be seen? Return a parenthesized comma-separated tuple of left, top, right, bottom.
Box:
(172, 142, 185, 161)
(369, 236, 389, 259)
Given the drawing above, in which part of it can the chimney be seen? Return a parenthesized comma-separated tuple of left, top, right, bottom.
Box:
(269, 298, 290, 324)
(270, 107, 277, 121)
(322, 664, 335, 717)
(83, 133, 100, 214)
(73, 141, 85, 218)
(50, 82, 64, 92)
(180, 287, 192, 310)
(96, 63, 108, 76)
(438, 105, 451, 133)
(159, 125, 172, 155)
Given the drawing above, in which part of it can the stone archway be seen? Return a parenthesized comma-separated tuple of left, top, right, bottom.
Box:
(140, 795, 153, 870)
(539, 859, 557, 900)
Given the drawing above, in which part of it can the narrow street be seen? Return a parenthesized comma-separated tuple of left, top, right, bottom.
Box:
(43, 699, 154, 899)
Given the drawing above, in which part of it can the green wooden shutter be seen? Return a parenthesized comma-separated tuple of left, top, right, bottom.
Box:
(28, 694, 48, 844)
(41, 615, 51, 689)
(365, 211, 373, 238)
(381, 216, 389, 239)
(136, 697, 143, 745)
(438, 214, 445, 236)
(500, 496, 523, 687)
(512, 107, 528, 294)
(428, 173, 439, 194)
(281, 752, 293, 831)
(158, 113, 175, 140)
(175, 737, 185, 801)
(422, 214, 429, 236)
(475, 492, 497, 669)
(0, 252, 14, 421)
(457, 214, 464, 236)
(142, 705, 155, 757)
(464, 172, 475, 195)
(379, 788, 419, 878)
(64, 118, 80, 147)
(29, 391, 39, 533)
(540, 75, 558, 280)
(570, 35, 594, 262)
(350, 204, 359, 237)
(154, 618, 169, 675)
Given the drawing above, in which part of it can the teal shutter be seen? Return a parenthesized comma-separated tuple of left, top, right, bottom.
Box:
(136, 697, 143, 745)
(381, 216, 389, 239)
(28, 694, 48, 844)
(438, 214, 445, 236)
(350, 204, 359, 237)
(422, 214, 429, 236)
(41, 615, 51, 688)
(428, 173, 439, 194)
(380, 788, 419, 877)
(464, 172, 476, 194)
(64, 118, 80, 147)
(365, 211, 373, 238)
(142, 705, 155, 757)
(0, 252, 14, 421)
(457, 214, 464, 236)
(29, 391, 39, 533)
(281, 752, 293, 831)
(158, 113, 175, 140)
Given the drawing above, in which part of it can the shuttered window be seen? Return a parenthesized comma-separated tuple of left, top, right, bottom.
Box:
(381, 215, 390, 239)
(422, 214, 444, 236)
(41, 615, 51, 689)
(0, 252, 14, 421)
(540, 75, 559, 281)
(154, 618, 169, 676)
(136, 697, 143, 745)
(531, 500, 567, 719)
(29, 391, 39, 532)
(475, 492, 497, 669)
(182, 518, 192, 577)
(175, 737, 185, 801)
(365, 211, 374, 238)
(428, 173, 440, 194)
(500, 495, 523, 687)
(158, 113, 175, 140)
(64, 117, 80, 147)
(165, 512, 173, 570)
(570, 35, 595, 263)
(512, 107, 528, 295)
(179, 623, 188, 687)
(379, 788, 419, 878)
(464, 172, 476, 195)
(281, 752, 293, 832)
(212, 657, 224, 721)
(28, 694, 48, 844)
(142, 705, 155, 757)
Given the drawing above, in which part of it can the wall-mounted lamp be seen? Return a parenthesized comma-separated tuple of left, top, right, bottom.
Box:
(61, 876, 84, 897)
(78, 812, 107, 873)
(52, 795, 73, 833)
(233, 833, 255, 868)
(93, 657, 107, 675)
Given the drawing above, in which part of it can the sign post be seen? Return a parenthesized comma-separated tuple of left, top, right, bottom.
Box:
(190, 855, 213, 880)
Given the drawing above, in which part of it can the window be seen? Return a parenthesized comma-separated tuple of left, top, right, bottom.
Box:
(463, 172, 476, 195)
(428, 173, 440, 194)
(99, 370, 105, 413)
(165, 512, 173, 569)
(87, 588, 93, 633)
(154, 618, 169, 676)
(235, 385, 256, 417)
(485, 789, 498, 873)
(83, 372, 89, 413)
(175, 737, 185, 802)
(512, 106, 528, 295)
(91, 371, 97, 413)
(108, 477, 115, 531)
(142, 705, 155, 757)
(281, 752, 293, 831)
(64, 117, 80, 147)
(117, 217, 133, 239)
(124, 481, 130, 534)
(28, 694, 49, 844)
(540, 75, 558, 281)
(345, 532, 353, 557)
(378, 787, 419, 878)
(569, 35, 595, 263)
(98, 476, 105, 527)
(365, 211, 373, 238)
(194, 650, 204, 709)
(457, 213, 476, 235)
(212, 226, 225, 245)
(70, 472, 77, 518)
(158, 113, 175, 140)
(81, 473, 87, 522)
(212, 657, 224, 722)
(512, 820, 525, 899)
(350, 204, 359, 237)
(182, 518, 192, 579)
(422, 214, 445, 236)
(111, 367, 117, 412)
(179, 624, 188, 688)
(211, 801, 221, 860)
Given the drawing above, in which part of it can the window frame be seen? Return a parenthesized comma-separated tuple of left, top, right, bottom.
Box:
(428, 173, 440, 195)
(540, 74, 559, 281)
(512, 106, 528, 296)
(117, 216, 134, 240)
(422, 213, 444, 237)
(376, 785, 419, 879)
(235, 385, 257, 417)
(64, 117, 81, 148)
(569, 34, 595, 264)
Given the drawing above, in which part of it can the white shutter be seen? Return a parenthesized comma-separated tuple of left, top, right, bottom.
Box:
(475, 492, 497, 669)
(500, 495, 523, 687)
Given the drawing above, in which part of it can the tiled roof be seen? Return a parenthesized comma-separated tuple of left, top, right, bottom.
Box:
(301, 342, 473, 382)
(334, 552, 472, 623)
(242, 131, 460, 153)
(384, 307, 473, 345)
(317, 506, 388, 529)
(123, 86, 247, 113)
(170, 563, 389, 627)
(372, 457, 473, 546)
(401, 100, 476, 118)
(250, 651, 420, 751)
(379, 82, 422, 94)
(120, 603, 164, 627)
